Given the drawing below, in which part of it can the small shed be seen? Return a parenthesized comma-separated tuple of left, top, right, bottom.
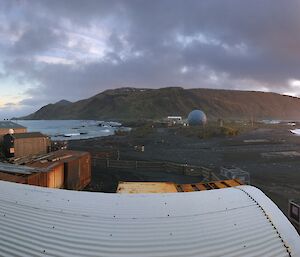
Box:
(23, 149, 91, 190)
(220, 166, 250, 184)
(0, 149, 91, 190)
(22, 149, 91, 190)
(289, 199, 300, 232)
(0, 162, 64, 189)
(3, 132, 50, 158)
(0, 162, 43, 184)
(167, 116, 183, 125)
(0, 121, 27, 141)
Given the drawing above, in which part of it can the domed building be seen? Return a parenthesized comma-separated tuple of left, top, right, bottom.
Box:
(187, 110, 207, 126)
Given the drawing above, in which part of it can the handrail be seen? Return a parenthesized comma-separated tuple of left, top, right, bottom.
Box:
(93, 158, 219, 181)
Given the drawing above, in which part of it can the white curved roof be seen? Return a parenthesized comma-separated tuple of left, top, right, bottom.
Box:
(0, 181, 299, 257)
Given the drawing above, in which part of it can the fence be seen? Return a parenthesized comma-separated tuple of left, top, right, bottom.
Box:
(93, 158, 219, 181)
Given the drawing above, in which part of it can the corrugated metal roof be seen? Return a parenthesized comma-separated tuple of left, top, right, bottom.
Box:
(0, 181, 299, 257)
(0, 121, 26, 129)
(0, 162, 44, 175)
(11, 132, 47, 139)
(10, 149, 88, 165)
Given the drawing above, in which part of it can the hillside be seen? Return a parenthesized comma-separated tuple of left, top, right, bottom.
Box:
(19, 87, 300, 121)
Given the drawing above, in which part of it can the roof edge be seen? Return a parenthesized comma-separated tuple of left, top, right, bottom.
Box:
(238, 185, 300, 256)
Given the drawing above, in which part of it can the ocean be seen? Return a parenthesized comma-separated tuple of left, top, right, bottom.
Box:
(13, 120, 129, 141)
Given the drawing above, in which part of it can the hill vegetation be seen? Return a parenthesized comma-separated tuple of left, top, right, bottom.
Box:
(19, 87, 300, 121)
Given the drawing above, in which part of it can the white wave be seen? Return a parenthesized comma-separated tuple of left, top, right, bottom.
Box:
(64, 133, 81, 137)
(290, 129, 300, 135)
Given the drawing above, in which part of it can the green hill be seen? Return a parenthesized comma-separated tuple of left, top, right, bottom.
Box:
(19, 87, 300, 121)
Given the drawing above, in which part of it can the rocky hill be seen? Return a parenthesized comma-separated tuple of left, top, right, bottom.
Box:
(19, 87, 300, 121)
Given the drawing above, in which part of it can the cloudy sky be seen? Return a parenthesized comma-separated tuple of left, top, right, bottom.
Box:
(1, 0, 300, 118)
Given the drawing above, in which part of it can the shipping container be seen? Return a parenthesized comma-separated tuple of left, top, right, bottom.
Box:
(3, 132, 50, 158)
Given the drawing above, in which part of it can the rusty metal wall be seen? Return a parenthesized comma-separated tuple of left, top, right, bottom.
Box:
(0, 171, 27, 184)
(64, 152, 91, 190)
(27, 173, 48, 187)
(79, 153, 91, 189)
(28, 163, 64, 189)
(64, 158, 80, 190)
(14, 137, 49, 158)
(0, 171, 47, 187)
(47, 163, 64, 188)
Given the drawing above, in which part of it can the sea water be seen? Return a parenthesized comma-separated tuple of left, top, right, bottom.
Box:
(13, 120, 128, 140)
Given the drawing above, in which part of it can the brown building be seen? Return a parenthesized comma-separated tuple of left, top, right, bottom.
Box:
(0, 121, 27, 141)
(0, 162, 64, 189)
(27, 161, 65, 189)
(3, 132, 50, 158)
(49, 150, 91, 190)
(28, 149, 91, 190)
(0, 150, 91, 190)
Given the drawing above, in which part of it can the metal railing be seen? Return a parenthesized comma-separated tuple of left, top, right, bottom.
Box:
(93, 158, 219, 181)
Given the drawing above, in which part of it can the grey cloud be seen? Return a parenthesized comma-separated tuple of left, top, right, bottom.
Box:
(1, 0, 300, 117)
(11, 26, 65, 56)
(19, 96, 53, 107)
(4, 102, 17, 107)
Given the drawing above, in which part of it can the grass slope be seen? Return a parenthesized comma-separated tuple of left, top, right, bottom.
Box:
(20, 87, 300, 121)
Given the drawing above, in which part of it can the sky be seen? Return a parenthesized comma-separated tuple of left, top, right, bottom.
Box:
(1, 0, 300, 119)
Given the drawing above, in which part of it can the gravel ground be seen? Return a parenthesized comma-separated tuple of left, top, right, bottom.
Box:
(69, 125, 300, 216)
